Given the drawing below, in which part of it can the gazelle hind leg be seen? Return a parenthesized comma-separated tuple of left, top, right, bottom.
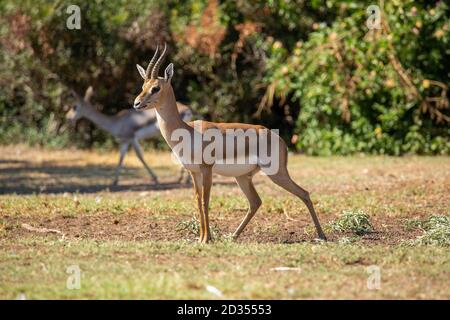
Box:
(177, 167, 191, 184)
(113, 142, 130, 186)
(233, 174, 262, 240)
(132, 140, 159, 184)
(191, 171, 206, 242)
(177, 166, 185, 183)
(267, 169, 327, 240)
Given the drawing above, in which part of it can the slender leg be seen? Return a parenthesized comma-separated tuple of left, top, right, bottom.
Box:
(177, 167, 188, 184)
(184, 169, 192, 184)
(191, 171, 205, 242)
(177, 167, 184, 183)
(182, 168, 192, 184)
(200, 166, 213, 243)
(132, 140, 159, 184)
(233, 175, 262, 240)
(112, 142, 130, 186)
(267, 169, 327, 240)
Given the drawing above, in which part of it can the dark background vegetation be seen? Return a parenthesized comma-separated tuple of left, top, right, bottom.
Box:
(0, 0, 448, 155)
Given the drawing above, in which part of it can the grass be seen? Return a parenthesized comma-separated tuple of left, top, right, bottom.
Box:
(328, 210, 374, 235)
(176, 217, 223, 240)
(405, 215, 450, 246)
(1, 238, 449, 299)
(0, 145, 449, 299)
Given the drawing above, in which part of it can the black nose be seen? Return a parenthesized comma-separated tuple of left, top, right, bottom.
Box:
(134, 101, 141, 108)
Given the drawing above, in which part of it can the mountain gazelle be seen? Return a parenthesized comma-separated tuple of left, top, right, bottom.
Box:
(67, 86, 192, 186)
(133, 44, 327, 242)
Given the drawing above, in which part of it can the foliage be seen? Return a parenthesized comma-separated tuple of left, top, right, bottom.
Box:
(406, 215, 450, 246)
(329, 210, 374, 235)
(263, 1, 449, 155)
(176, 217, 201, 236)
(0, 0, 448, 153)
(176, 217, 221, 239)
(0, 0, 172, 148)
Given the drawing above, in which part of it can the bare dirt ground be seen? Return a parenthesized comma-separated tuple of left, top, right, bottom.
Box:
(2, 208, 424, 245)
(1, 145, 449, 299)
(0, 145, 448, 245)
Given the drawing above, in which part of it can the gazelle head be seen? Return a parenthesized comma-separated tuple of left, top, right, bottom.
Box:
(134, 43, 174, 110)
(67, 86, 94, 124)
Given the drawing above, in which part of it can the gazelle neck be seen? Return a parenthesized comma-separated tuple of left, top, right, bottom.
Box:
(81, 104, 115, 134)
(155, 86, 192, 148)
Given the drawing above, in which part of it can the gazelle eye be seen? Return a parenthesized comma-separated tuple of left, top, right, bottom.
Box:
(151, 86, 160, 95)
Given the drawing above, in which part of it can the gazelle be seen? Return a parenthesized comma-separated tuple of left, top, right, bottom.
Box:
(133, 44, 327, 242)
(67, 86, 192, 186)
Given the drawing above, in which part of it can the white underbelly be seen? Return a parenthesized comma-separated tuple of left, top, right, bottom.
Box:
(134, 124, 160, 140)
(213, 163, 258, 177)
(182, 163, 258, 177)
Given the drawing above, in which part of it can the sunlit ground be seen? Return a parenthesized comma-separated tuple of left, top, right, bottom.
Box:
(0, 145, 449, 299)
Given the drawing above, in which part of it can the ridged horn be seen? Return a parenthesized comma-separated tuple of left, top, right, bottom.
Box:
(145, 45, 159, 79)
(151, 43, 167, 79)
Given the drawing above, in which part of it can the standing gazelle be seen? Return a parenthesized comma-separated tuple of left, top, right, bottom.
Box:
(67, 86, 192, 185)
(133, 44, 327, 242)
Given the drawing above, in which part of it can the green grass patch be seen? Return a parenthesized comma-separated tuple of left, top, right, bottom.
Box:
(1, 238, 449, 299)
(328, 210, 374, 235)
(176, 217, 222, 240)
(406, 215, 450, 246)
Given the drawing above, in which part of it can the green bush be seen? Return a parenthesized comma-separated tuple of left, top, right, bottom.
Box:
(406, 215, 450, 246)
(329, 210, 374, 235)
(0, 0, 448, 153)
(0, 0, 172, 148)
(263, 1, 449, 155)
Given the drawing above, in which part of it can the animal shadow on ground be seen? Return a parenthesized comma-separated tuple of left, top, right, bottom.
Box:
(0, 161, 192, 195)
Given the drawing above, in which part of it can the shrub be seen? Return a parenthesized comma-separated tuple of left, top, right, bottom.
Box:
(262, 1, 449, 155)
(176, 217, 220, 239)
(407, 215, 450, 246)
(329, 210, 374, 235)
(0, 1, 448, 153)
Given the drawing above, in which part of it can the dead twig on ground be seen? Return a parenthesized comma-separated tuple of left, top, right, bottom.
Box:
(21, 223, 65, 240)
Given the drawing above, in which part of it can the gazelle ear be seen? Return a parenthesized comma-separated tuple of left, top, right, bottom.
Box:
(136, 64, 146, 80)
(84, 86, 94, 102)
(164, 63, 174, 82)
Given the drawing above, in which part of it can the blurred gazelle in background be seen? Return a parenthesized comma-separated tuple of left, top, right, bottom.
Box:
(67, 86, 192, 186)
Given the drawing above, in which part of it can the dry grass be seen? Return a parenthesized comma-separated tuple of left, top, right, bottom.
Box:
(0, 145, 449, 299)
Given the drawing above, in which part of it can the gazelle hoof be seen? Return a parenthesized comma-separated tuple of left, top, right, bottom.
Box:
(198, 235, 212, 244)
(318, 234, 327, 241)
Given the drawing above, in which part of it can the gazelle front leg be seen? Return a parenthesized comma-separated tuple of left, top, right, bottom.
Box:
(113, 142, 130, 186)
(191, 171, 206, 242)
(233, 174, 262, 240)
(200, 166, 213, 243)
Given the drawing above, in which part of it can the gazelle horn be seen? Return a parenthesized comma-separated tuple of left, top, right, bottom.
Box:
(145, 45, 159, 79)
(151, 43, 167, 79)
